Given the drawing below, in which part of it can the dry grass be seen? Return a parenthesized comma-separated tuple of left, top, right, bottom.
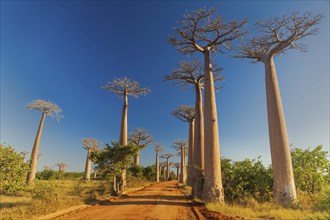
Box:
(206, 200, 330, 220)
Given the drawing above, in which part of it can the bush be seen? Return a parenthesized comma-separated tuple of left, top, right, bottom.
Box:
(36, 167, 57, 180)
(31, 181, 59, 202)
(0, 144, 30, 194)
(313, 186, 330, 212)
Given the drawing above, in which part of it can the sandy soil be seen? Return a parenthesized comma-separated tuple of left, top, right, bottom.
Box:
(54, 180, 198, 220)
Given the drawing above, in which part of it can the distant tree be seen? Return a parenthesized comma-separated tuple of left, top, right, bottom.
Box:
(236, 11, 322, 206)
(128, 128, 153, 165)
(26, 99, 62, 184)
(55, 162, 68, 172)
(143, 165, 156, 182)
(160, 153, 174, 181)
(291, 145, 330, 197)
(169, 7, 247, 203)
(36, 166, 56, 180)
(172, 139, 188, 183)
(102, 77, 150, 191)
(154, 144, 164, 182)
(0, 144, 30, 194)
(172, 162, 181, 180)
(159, 162, 167, 181)
(82, 138, 99, 181)
(171, 105, 195, 186)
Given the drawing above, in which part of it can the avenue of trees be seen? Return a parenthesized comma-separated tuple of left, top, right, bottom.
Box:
(1, 6, 327, 214)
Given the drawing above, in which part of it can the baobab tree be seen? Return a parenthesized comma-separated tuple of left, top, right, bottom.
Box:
(172, 139, 188, 183)
(154, 143, 164, 182)
(82, 138, 99, 181)
(160, 153, 174, 181)
(128, 128, 153, 165)
(159, 162, 167, 181)
(171, 105, 195, 185)
(172, 162, 181, 180)
(102, 77, 150, 191)
(55, 162, 68, 172)
(26, 99, 62, 184)
(169, 7, 247, 203)
(235, 12, 322, 206)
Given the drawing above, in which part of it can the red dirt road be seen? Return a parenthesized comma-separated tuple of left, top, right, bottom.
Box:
(55, 181, 198, 220)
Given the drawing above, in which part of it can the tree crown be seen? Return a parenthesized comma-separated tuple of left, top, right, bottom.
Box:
(154, 143, 164, 153)
(102, 77, 150, 98)
(171, 105, 195, 122)
(169, 7, 247, 55)
(26, 99, 62, 119)
(82, 138, 99, 151)
(128, 128, 153, 150)
(236, 11, 323, 63)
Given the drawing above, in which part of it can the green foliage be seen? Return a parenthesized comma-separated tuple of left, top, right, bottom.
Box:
(221, 157, 273, 204)
(36, 167, 57, 180)
(143, 165, 156, 181)
(0, 144, 30, 194)
(313, 186, 330, 212)
(91, 141, 139, 177)
(128, 164, 144, 178)
(31, 181, 58, 202)
(291, 145, 330, 196)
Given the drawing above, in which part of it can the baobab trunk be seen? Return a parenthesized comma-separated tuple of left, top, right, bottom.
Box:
(166, 159, 170, 181)
(180, 147, 185, 183)
(187, 119, 195, 186)
(84, 149, 91, 180)
(134, 152, 140, 165)
(265, 57, 297, 205)
(156, 151, 160, 182)
(193, 83, 204, 198)
(27, 112, 46, 184)
(119, 93, 128, 191)
(203, 51, 224, 203)
(177, 167, 180, 180)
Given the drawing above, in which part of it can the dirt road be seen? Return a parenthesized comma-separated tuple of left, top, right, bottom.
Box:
(55, 181, 198, 220)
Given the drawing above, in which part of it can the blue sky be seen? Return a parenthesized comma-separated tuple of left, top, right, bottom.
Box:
(1, 1, 329, 172)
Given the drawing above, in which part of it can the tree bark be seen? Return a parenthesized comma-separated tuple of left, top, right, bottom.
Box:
(202, 50, 224, 203)
(180, 146, 184, 183)
(27, 112, 46, 184)
(156, 151, 160, 182)
(166, 159, 170, 181)
(84, 149, 91, 180)
(187, 120, 195, 186)
(193, 83, 204, 198)
(265, 57, 297, 206)
(134, 152, 140, 165)
(177, 167, 180, 180)
(119, 93, 128, 191)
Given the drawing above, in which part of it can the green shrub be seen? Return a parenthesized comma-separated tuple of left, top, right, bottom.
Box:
(0, 144, 30, 194)
(31, 181, 58, 202)
(313, 186, 330, 212)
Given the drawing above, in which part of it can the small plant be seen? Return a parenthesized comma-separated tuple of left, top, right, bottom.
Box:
(313, 186, 330, 212)
(31, 181, 58, 202)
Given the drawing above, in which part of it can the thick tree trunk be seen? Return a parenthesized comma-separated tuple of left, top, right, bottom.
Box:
(177, 167, 180, 180)
(119, 93, 128, 191)
(202, 51, 224, 203)
(134, 152, 140, 165)
(193, 83, 204, 198)
(166, 159, 170, 181)
(187, 120, 195, 186)
(180, 146, 184, 183)
(265, 57, 297, 206)
(156, 151, 160, 182)
(84, 150, 91, 180)
(27, 112, 46, 184)
(163, 167, 166, 180)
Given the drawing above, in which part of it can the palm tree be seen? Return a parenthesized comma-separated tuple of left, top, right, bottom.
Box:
(102, 77, 150, 191)
(26, 99, 62, 184)
(236, 12, 322, 206)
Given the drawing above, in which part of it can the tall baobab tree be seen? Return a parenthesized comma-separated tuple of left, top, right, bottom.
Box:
(171, 105, 195, 186)
(102, 77, 150, 191)
(154, 143, 164, 182)
(26, 99, 62, 184)
(160, 153, 174, 181)
(169, 7, 247, 203)
(172, 163, 181, 180)
(172, 139, 188, 183)
(55, 162, 68, 172)
(235, 12, 322, 206)
(128, 128, 153, 165)
(159, 162, 167, 181)
(82, 138, 99, 181)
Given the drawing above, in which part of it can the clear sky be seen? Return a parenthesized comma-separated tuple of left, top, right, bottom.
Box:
(1, 1, 329, 172)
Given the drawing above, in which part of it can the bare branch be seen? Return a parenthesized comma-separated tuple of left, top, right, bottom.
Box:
(82, 138, 99, 151)
(26, 99, 63, 119)
(154, 143, 164, 152)
(169, 7, 247, 55)
(235, 11, 323, 63)
(128, 128, 153, 150)
(102, 77, 150, 98)
(171, 105, 195, 122)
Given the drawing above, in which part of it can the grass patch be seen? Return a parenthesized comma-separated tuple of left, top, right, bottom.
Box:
(206, 200, 330, 220)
